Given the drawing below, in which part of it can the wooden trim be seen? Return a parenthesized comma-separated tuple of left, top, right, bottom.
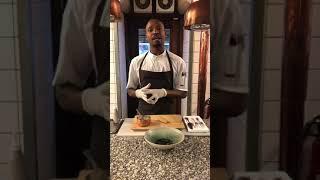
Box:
(197, 31, 209, 118)
(280, 0, 311, 178)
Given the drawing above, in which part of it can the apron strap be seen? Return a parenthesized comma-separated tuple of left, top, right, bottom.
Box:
(138, 52, 149, 87)
(165, 50, 174, 89)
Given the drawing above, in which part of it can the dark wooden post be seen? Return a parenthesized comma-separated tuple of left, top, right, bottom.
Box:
(197, 30, 210, 118)
(280, 0, 311, 178)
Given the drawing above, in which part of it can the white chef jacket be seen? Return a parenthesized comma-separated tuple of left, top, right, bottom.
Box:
(52, 0, 108, 88)
(126, 50, 188, 92)
(213, 0, 249, 94)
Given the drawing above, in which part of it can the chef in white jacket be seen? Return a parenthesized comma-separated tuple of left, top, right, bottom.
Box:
(212, 0, 249, 167)
(52, 0, 108, 176)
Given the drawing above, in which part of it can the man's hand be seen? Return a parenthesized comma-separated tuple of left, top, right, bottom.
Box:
(81, 82, 109, 120)
(144, 88, 167, 104)
(135, 83, 151, 103)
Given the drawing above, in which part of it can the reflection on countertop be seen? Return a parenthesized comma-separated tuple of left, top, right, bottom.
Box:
(110, 135, 210, 179)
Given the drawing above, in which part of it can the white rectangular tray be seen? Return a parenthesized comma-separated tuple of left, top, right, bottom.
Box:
(183, 116, 210, 133)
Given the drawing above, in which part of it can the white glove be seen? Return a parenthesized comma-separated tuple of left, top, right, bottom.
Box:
(144, 88, 167, 105)
(135, 83, 151, 103)
(81, 82, 109, 120)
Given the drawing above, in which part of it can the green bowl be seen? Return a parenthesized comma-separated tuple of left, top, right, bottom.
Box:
(144, 127, 185, 150)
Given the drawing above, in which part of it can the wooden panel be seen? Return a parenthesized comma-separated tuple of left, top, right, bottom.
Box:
(280, 0, 312, 178)
(197, 31, 209, 118)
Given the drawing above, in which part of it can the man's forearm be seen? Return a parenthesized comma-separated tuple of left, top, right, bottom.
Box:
(55, 84, 85, 114)
(165, 89, 187, 98)
(128, 88, 137, 98)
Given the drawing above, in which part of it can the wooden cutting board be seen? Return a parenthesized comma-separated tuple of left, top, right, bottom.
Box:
(131, 114, 185, 131)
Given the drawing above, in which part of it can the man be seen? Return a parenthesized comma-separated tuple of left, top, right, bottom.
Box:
(127, 19, 187, 115)
(52, 0, 108, 177)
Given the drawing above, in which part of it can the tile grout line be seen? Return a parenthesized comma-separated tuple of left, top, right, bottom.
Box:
(0, 100, 22, 103)
(261, 131, 280, 134)
(0, 36, 16, 38)
(0, 68, 19, 71)
(0, 131, 23, 134)
(11, 0, 22, 145)
(0, 2, 16, 5)
(306, 99, 320, 101)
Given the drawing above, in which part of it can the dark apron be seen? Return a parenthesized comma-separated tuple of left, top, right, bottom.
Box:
(138, 51, 174, 115)
(90, 0, 108, 170)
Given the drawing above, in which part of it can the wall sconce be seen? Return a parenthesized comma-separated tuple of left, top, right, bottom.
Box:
(111, 0, 122, 22)
(184, 0, 210, 31)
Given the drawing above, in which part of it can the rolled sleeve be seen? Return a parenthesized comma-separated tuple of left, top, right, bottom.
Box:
(52, 0, 93, 89)
(126, 58, 139, 89)
(175, 61, 188, 91)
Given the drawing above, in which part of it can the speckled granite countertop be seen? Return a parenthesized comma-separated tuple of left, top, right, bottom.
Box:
(110, 135, 210, 180)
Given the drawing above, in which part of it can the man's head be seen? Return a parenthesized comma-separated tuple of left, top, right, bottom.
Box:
(145, 19, 166, 48)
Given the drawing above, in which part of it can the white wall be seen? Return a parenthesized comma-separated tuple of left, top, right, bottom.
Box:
(305, 2, 320, 123)
(259, 0, 284, 170)
(0, 1, 22, 179)
(259, 0, 320, 170)
(181, 30, 190, 116)
(110, 23, 118, 120)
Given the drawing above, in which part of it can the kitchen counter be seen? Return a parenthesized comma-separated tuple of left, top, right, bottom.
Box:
(110, 135, 210, 179)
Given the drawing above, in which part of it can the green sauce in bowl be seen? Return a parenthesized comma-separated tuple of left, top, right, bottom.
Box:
(144, 127, 184, 150)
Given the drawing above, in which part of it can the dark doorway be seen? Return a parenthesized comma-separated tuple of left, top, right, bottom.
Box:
(124, 14, 184, 117)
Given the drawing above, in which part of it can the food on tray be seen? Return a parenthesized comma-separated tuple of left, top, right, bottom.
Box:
(137, 115, 151, 127)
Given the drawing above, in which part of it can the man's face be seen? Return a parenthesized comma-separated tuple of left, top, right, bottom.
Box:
(145, 20, 166, 47)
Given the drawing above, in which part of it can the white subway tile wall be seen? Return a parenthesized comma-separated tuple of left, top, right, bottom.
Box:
(307, 70, 320, 100)
(263, 70, 282, 101)
(0, 164, 10, 180)
(261, 132, 280, 162)
(304, 101, 320, 124)
(309, 38, 320, 69)
(311, 5, 320, 36)
(0, 134, 11, 163)
(262, 101, 280, 131)
(264, 38, 283, 69)
(0, 103, 18, 132)
(260, 1, 285, 170)
(0, 1, 23, 179)
(0, 4, 14, 36)
(306, 3, 320, 124)
(110, 23, 117, 120)
(0, 38, 15, 69)
(261, 162, 279, 171)
(181, 30, 190, 116)
(264, 4, 284, 37)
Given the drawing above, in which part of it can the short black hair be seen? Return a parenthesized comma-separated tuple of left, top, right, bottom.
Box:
(146, 18, 165, 28)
